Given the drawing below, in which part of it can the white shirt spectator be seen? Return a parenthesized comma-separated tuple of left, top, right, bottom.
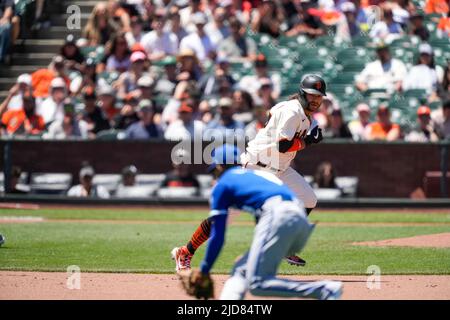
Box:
(179, 32, 215, 61)
(403, 64, 439, 94)
(7, 94, 24, 111)
(43, 119, 89, 140)
(238, 73, 282, 100)
(205, 23, 230, 47)
(36, 97, 65, 125)
(164, 119, 205, 141)
(140, 30, 179, 56)
(355, 58, 407, 94)
(67, 184, 110, 198)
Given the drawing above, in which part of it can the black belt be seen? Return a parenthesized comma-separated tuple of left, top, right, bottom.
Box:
(256, 161, 281, 172)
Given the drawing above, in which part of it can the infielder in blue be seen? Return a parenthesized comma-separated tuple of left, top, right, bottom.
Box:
(196, 144, 343, 300)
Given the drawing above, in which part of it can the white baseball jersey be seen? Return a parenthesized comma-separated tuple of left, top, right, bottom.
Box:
(244, 98, 312, 172)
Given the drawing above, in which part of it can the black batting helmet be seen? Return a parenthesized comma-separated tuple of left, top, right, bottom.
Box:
(300, 74, 327, 96)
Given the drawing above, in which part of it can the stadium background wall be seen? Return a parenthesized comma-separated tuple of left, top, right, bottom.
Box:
(1, 140, 449, 198)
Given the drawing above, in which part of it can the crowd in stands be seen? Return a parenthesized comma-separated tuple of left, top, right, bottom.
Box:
(0, 0, 449, 143)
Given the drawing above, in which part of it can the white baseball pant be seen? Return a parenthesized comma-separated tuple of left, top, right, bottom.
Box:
(243, 163, 317, 209)
(220, 196, 337, 300)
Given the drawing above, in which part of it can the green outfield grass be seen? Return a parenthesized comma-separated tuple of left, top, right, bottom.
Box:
(0, 208, 449, 275)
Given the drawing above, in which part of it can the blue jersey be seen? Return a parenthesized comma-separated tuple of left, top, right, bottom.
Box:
(209, 167, 296, 218)
(200, 167, 297, 274)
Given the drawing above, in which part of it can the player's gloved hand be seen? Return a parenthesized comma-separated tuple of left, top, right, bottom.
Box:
(179, 269, 214, 300)
(304, 126, 323, 145)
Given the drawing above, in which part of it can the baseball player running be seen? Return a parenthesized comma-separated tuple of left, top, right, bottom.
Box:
(172, 74, 327, 270)
(178, 144, 342, 300)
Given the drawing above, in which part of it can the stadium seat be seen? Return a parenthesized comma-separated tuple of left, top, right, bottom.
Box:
(0, 172, 29, 194)
(197, 174, 213, 189)
(95, 129, 126, 140)
(314, 188, 342, 200)
(135, 174, 166, 186)
(156, 187, 199, 198)
(114, 185, 158, 198)
(93, 174, 121, 194)
(30, 173, 72, 195)
(335, 176, 359, 197)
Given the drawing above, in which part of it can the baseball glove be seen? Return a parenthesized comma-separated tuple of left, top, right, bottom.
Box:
(178, 269, 214, 300)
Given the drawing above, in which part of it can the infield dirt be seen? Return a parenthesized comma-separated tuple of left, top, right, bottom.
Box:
(1, 272, 449, 300)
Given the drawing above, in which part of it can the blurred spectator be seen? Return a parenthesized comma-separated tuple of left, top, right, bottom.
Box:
(37, 77, 68, 126)
(285, 1, 325, 38)
(254, 77, 276, 110)
(44, 98, 89, 140)
(313, 161, 338, 189)
(107, 0, 132, 32)
(67, 165, 110, 198)
(31, 55, 71, 99)
(136, 75, 155, 101)
(369, 6, 404, 41)
(164, 103, 205, 141)
(438, 63, 450, 101)
(113, 94, 140, 130)
(97, 85, 119, 123)
(125, 99, 163, 139)
(405, 106, 439, 142)
(6, 166, 28, 194)
(355, 42, 407, 94)
(408, 12, 430, 41)
(176, 49, 203, 81)
(154, 55, 178, 95)
(403, 43, 441, 99)
(105, 32, 131, 73)
(198, 56, 236, 97)
(431, 100, 450, 140)
(205, 6, 230, 47)
(245, 105, 269, 140)
(218, 16, 257, 63)
(238, 54, 281, 101)
(125, 16, 144, 47)
(0, 89, 45, 137)
(167, 7, 188, 43)
(115, 51, 150, 100)
(70, 58, 98, 95)
(251, 0, 284, 38)
(60, 34, 85, 72)
(160, 157, 200, 189)
(0, 0, 13, 64)
(180, 12, 216, 62)
(365, 105, 401, 141)
(336, 1, 361, 42)
(313, 94, 338, 129)
(83, 2, 118, 46)
(204, 97, 245, 140)
(1, 74, 32, 111)
(115, 165, 139, 197)
(81, 86, 111, 138)
(140, 8, 178, 62)
(436, 12, 450, 38)
(424, 0, 449, 15)
(198, 99, 214, 125)
(323, 108, 353, 139)
(349, 103, 371, 141)
(179, 0, 203, 33)
(233, 89, 254, 124)
(120, 165, 138, 187)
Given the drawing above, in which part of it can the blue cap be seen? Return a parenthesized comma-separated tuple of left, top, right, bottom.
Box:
(207, 144, 241, 172)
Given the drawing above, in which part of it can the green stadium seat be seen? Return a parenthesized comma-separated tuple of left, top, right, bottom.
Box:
(95, 129, 125, 140)
(428, 101, 442, 110)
